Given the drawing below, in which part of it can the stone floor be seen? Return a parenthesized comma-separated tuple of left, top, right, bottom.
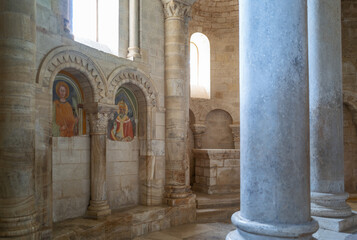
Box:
(133, 221, 235, 240)
(134, 198, 357, 240)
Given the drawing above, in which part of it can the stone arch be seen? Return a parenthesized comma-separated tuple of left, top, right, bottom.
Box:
(107, 67, 161, 206)
(107, 67, 158, 107)
(36, 45, 107, 103)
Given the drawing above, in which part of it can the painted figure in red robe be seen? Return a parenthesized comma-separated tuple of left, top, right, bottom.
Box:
(110, 100, 134, 141)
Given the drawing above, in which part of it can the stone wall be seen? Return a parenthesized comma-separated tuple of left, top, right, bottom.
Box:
(189, 0, 239, 131)
(106, 139, 140, 209)
(342, 0, 357, 194)
(52, 137, 90, 222)
(344, 106, 357, 193)
(33, 0, 167, 232)
(201, 109, 233, 149)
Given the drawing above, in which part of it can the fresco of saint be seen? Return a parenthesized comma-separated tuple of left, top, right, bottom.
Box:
(53, 81, 79, 137)
(110, 100, 134, 141)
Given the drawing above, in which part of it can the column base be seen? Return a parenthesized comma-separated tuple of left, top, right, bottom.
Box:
(226, 229, 317, 240)
(312, 211, 357, 232)
(0, 197, 40, 238)
(311, 192, 352, 218)
(127, 47, 141, 59)
(164, 185, 195, 206)
(86, 200, 111, 219)
(313, 226, 357, 239)
(229, 212, 318, 240)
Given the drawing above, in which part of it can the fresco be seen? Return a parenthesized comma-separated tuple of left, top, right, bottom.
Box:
(108, 87, 137, 141)
(52, 74, 83, 137)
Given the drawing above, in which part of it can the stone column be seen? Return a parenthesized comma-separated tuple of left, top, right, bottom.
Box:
(127, 0, 140, 59)
(119, 0, 129, 58)
(163, 0, 194, 206)
(190, 124, 206, 149)
(308, 0, 354, 230)
(0, 0, 40, 238)
(84, 103, 113, 218)
(227, 1, 318, 239)
(229, 124, 240, 149)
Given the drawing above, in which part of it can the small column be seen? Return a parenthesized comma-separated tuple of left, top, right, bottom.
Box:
(227, 1, 318, 239)
(162, 0, 194, 206)
(190, 124, 206, 149)
(127, 0, 140, 59)
(0, 0, 40, 238)
(229, 124, 240, 149)
(84, 103, 113, 218)
(308, 0, 354, 231)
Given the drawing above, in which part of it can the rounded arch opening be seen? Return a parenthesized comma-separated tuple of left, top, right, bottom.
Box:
(190, 32, 210, 99)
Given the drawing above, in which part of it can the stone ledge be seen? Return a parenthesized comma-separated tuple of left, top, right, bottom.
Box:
(313, 212, 357, 232)
(52, 204, 196, 239)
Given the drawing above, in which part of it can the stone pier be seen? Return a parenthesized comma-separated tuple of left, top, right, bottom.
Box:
(0, 0, 40, 238)
(227, 1, 318, 239)
(308, 0, 357, 234)
(162, 0, 195, 206)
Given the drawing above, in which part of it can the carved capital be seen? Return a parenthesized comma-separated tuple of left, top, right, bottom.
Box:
(190, 124, 206, 149)
(163, 0, 191, 20)
(88, 112, 109, 134)
(190, 124, 206, 135)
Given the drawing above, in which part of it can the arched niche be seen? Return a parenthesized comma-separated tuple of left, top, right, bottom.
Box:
(202, 109, 234, 149)
(106, 83, 147, 209)
(51, 70, 93, 223)
(36, 46, 105, 223)
(107, 67, 162, 206)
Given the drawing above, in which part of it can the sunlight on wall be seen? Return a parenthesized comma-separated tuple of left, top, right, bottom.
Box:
(73, 0, 119, 55)
(190, 32, 210, 99)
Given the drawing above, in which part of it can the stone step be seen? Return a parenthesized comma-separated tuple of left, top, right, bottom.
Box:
(195, 192, 240, 209)
(196, 207, 239, 223)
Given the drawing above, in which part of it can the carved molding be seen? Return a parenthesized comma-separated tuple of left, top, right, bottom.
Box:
(88, 112, 109, 134)
(163, 0, 191, 20)
(107, 67, 158, 107)
(36, 46, 108, 103)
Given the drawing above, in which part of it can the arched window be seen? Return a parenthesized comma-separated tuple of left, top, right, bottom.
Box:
(190, 32, 210, 99)
(73, 0, 119, 55)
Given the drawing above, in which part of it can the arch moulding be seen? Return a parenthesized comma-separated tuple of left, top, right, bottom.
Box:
(36, 45, 108, 103)
(107, 66, 158, 107)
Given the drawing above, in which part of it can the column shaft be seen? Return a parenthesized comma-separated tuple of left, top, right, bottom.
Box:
(0, 0, 40, 238)
(308, 0, 351, 218)
(127, 0, 140, 58)
(86, 111, 111, 218)
(163, 1, 193, 205)
(228, 1, 318, 239)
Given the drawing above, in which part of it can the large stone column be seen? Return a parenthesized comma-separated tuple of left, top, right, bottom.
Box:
(0, 0, 40, 238)
(163, 0, 194, 206)
(84, 103, 112, 218)
(308, 0, 355, 232)
(127, 0, 140, 59)
(227, 1, 318, 239)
